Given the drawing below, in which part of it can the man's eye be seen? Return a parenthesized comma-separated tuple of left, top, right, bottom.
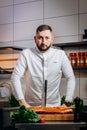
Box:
(38, 36, 42, 39)
(45, 37, 49, 40)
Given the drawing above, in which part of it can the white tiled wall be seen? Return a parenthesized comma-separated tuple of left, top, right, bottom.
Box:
(14, 1, 43, 22)
(44, 0, 78, 18)
(44, 15, 78, 39)
(0, 6, 13, 24)
(0, 0, 87, 105)
(79, 0, 87, 13)
(14, 0, 37, 4)
(80, 14, 87, 34)
(0, 24, 13, 42)
(14, 20, 43, 41)
(0, 0, 13, 7)
(0, 0, 87, 45)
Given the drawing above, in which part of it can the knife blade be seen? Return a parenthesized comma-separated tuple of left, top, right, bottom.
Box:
(44, 80, 47, 106)
(42, 80, 47, 107)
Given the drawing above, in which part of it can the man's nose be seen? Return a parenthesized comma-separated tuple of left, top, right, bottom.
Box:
(42, 38, 46, 43)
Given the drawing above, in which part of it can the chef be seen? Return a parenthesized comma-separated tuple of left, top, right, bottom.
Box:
(11, 24, 75, 108)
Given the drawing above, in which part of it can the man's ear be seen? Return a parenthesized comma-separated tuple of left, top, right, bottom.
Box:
(51, 35, 54, 42)
(34, 36, 36, 42)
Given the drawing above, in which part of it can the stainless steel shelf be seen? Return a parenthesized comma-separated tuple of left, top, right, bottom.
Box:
(73, 66, 87, 70)
(53, 41, 87, 48)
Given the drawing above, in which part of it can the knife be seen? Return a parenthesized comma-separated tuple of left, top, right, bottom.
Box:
(44, 80, 47, 106)
(42, 80, 47, 107)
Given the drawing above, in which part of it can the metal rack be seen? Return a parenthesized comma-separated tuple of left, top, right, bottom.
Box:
(53, 41, 87, 70)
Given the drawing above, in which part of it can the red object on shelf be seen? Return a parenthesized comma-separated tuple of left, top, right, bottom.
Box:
(69, 53, 77, 66)
(85, 52, 87, 66)
(77, 52, 85, 66)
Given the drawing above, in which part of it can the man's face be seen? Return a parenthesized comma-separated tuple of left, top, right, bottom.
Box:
(34, 30, 54, 52)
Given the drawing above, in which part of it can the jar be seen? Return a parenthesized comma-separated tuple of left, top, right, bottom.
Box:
(77, 52, 85, 66)
(85, 52, 87, 66)
(69, 53, 77, 66)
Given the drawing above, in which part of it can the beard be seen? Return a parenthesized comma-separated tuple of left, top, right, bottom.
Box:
(36, 44, 51, 52)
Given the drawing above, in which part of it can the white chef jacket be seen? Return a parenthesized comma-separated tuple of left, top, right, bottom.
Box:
(11, 46, 75, 107)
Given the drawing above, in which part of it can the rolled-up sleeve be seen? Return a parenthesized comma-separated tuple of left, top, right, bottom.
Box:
(61, 51, 75, 101)
(11, 51, 27, 100)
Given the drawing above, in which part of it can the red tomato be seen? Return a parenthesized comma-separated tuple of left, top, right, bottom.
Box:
(39, 118, 45, 123)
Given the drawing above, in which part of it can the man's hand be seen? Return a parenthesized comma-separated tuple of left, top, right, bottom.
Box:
(63, 101, 72, 107)
(18, 99, 31, 108)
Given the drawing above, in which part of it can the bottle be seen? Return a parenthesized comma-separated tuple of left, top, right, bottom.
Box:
(69, 53, 77, 66)
(77, 52, 85, 66)
(74, 97, 81, 122)
(85, 52, 87, 66)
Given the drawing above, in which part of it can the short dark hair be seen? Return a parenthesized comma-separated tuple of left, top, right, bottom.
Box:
(36, 24, 52, 33)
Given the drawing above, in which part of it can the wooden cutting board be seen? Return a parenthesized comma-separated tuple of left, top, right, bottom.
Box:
(38, 114, 74, 121)
(29, 106, 74, 121)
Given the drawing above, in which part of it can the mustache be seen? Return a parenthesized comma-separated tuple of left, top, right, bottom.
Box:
(37, 44, 51, 52)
